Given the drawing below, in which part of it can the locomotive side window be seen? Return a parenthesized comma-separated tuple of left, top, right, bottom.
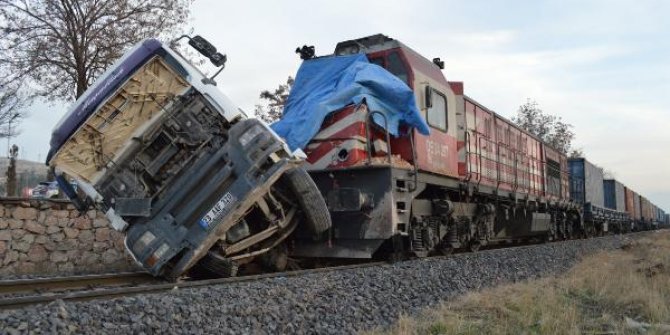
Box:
(427, 89, 447, 131)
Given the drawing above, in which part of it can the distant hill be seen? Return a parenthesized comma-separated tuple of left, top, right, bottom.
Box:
(0, 157, 48, 175)
(0, 157, 49, 196)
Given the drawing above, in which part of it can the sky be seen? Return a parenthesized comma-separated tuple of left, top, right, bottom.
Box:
(12, 0, 670, 210)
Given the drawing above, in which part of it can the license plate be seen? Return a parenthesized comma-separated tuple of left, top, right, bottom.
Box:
(198, 192, 237, 229)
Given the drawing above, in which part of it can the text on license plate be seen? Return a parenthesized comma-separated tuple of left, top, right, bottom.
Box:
(198, 192, 237, 229)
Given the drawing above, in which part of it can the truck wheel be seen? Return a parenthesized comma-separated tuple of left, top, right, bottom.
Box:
(197, 251, 238, 277)
(284, 167, 331, 237)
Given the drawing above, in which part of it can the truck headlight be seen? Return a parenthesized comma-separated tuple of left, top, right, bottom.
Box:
(133, 231, 156, 253)
(239, 124, 264, 147)
(146, 243, 170, 267)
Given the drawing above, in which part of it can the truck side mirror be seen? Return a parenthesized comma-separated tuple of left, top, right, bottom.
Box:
(188, 35, 217, 59)
(209, 52, 227, 67)
(425, 86, 433, 109)
(172, 34, 228, 85)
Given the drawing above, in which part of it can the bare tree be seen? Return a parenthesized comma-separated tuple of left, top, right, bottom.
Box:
(254, 76, 294, 124)
(0, 84, 25, 138)
(603, 169, 616, 179)
(512, 99, 575, 154)
(569, 148, 584, 158)
(0, 0, 193, 100)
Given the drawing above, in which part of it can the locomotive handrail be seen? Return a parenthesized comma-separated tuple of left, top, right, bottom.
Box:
(495, 142, 501, 191)
(479, 136, 497, 187)
(514, 148, 523, 192)
(408, 129, 419, 192)
(518, 151, 531, 194)
(519, 151, 533, 195)
(365, 111, 392, 165)
(467, 129, 491, 185)
(466, 130, 483, 185)
(497, 143, 519, 192)
(464, 131, 472, 182)
(526, 154, 543, 196)
(478, 136, 492, 187)
(477, 134, 482, 184)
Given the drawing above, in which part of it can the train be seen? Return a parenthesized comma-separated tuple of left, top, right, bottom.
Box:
(277, 34, 668, 261)
(48, 33, 667, 278)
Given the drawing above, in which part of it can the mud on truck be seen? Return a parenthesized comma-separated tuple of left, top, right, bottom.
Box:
(46, 36, 330, 280)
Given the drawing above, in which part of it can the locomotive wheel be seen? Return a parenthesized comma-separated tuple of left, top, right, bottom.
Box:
(283, 167, 332, 238)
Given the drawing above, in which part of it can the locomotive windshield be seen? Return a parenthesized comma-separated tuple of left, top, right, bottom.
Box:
(366, 51, 410, 87)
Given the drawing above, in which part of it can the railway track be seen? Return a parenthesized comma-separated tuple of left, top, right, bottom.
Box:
(0, 262, 386, 310)
(0, 230, 650, 311)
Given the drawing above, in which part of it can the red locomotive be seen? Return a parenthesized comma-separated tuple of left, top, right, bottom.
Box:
(287, 34, 582, 260)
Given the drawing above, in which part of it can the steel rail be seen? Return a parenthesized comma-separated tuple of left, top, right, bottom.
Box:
(0, 272, 157, 296)
(0, 262, 386, 310)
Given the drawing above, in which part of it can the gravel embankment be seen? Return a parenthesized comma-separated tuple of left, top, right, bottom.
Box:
(0, 233, 640, 334)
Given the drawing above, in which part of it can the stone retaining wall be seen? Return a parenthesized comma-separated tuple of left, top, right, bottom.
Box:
(0, 199, 140, 276)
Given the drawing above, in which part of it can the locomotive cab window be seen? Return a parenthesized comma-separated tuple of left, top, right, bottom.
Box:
(367, 52, 410, 86)
(386, 52, 409, 86)
(426, 88, 447, 131)
(369, 57, 385, 68)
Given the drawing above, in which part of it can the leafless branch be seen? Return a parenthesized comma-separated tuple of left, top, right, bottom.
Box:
(0, 0, 193, 101)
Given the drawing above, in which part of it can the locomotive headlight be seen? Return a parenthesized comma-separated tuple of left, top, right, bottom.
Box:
(133, 231, 156, 253)
(239, 124, 264, 147)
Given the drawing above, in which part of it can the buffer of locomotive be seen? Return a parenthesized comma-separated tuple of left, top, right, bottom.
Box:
(294, 34, 583, 259)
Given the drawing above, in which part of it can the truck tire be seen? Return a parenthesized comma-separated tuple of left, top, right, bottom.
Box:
(197, 251, 238, 277)
(284, 167, 331, 237)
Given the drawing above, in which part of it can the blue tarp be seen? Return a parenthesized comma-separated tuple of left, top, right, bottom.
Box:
(271, 54, 430, 150)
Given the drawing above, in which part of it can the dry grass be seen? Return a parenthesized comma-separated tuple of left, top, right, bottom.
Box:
(370, 231, 670, 335)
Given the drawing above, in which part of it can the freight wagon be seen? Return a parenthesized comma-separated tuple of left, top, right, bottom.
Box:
(624, 187, 638, 225)
(568, 159, 628, 234)
(602, 179, 631, 232)
(654, 205, 665, 227)
(633, 192, 642, 229)
(603, 179, 625, 212)
(279, 34, 583, 260)
(640, 197, 653, 230)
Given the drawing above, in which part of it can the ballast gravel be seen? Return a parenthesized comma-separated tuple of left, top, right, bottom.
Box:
(0, 233, 639, 334)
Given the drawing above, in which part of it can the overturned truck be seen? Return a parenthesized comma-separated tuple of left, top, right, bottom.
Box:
(46, 36, 329, 279)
